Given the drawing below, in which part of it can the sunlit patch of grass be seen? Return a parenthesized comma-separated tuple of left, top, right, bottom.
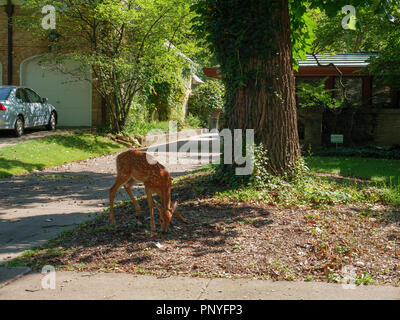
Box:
(0, 133, 125, 178)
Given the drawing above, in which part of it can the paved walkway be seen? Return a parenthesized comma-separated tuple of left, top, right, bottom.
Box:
(1, 271, 399, 300)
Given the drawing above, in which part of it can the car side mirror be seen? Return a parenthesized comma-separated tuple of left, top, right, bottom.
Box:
(42, 97, 48, 103)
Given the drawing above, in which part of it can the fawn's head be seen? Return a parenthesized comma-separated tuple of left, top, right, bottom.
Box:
(156, 201, 178, 232)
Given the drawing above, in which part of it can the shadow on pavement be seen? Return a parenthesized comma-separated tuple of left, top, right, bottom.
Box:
(0, 133, 221, 263)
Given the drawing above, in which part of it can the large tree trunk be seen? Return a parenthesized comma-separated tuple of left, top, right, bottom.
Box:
(225, 0, 300, 175)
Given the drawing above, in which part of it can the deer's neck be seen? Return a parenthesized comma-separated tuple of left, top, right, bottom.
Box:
(161, 185, 171, 210)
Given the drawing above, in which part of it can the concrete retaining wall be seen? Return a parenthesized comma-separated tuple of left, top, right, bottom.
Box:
(140, 128, 207, 148)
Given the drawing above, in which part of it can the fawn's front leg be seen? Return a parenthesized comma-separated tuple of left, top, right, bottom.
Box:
(109, 174, 130, 224)
(124, 185, 141, 217)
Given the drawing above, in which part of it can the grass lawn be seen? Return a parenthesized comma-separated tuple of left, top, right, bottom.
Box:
(5, 156, 399, 286)
(0, 133, 126, 178)
(306, 156, 400, 187)
(216, 156, 400, 207)
(127, 120, 172, 136)
(124, 117, 202, 136)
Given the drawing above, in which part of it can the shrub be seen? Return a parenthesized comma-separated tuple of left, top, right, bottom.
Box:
(184, 113, 203, 129)
(148, 79, 187, 121)
(297, 77, 343, 110)
(212, 144, 399, 207)
(188, 79, 225, 126)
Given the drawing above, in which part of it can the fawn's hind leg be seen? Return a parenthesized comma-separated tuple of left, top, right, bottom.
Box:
(124, 179, 141, 216)
(145, 186, 156, 231)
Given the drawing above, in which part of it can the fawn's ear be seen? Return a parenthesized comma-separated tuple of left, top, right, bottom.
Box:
(171, 201, 178, 213)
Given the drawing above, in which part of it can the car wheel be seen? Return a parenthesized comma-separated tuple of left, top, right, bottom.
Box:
(14, 117, 24, 137)
(47, 112, 56, 131)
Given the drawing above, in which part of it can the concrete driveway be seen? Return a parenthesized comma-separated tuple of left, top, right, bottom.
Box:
(0, 133, 219, 263)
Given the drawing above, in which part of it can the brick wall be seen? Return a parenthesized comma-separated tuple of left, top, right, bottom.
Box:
(0, 6, 48, 85)
(0, 9, 8, 85)
(91, 84, 104, 127)
(298, 108, 323, 149)
(12, 7, 49, 85)
(361, 109, 400, 146)
(0, 5, 103, 127)
(310, 107, 400, 148)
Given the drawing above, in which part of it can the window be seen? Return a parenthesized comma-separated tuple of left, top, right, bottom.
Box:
(25, 89, 42, 103)
(334, 77, 362, 106)
(371, 82, 399, 108)
(0, 87, 13, 100)
(16, 89, 29, 103)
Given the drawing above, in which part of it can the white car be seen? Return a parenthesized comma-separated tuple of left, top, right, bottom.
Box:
(0, 86, 58, 137)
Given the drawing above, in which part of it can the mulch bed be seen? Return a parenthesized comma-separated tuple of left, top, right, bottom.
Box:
(27, 173, 400, 285)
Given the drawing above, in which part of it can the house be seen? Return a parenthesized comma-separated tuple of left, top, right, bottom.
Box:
(203, 53, 400, 148)
(0, 0, 104, 127)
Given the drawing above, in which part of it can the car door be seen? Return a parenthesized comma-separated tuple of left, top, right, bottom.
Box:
(15, 88, 33, 127)
(25, 88, 45, 126)
(30, 89, 49, 125)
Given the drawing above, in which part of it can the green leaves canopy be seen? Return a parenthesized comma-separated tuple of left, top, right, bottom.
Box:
(309, 0, 400, 90)
(19, 0, 200, 132)
(193, 0, 391, 65)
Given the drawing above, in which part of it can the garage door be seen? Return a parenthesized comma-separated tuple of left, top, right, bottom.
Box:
(21, 56, 92, 126)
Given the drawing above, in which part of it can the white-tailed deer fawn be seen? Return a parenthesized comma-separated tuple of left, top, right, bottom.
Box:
(109, 149, 185, 232)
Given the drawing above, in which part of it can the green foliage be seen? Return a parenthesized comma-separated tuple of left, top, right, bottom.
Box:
(148, 78, 187, 121)
(121, 97, 203, 136)
(192, 0, 388, 76)
(192, 0, 282, 104)
(188, 80, 225, 125)
(249, 144, 310, 190)
(18, 0, 200, 133)
(355, 272, 376, 285)
(311, 0, 399, 52)
(289, 1, 317, 66)
(184, 113, 203, 129)
(368, 21, 400, 90)
(310, 0, 400, 91)
(211, 144, 400, 207)
(297, 78, 343, 110)
(249, 144, 272, 189)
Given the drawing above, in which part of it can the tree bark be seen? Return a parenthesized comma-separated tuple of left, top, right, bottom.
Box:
(225, 0, 300, 175)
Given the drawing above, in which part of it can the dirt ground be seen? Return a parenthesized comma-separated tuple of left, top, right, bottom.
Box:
(22, 170, 400, 286)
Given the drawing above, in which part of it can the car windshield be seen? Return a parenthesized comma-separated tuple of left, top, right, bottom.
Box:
(0, 87, 13, 101)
